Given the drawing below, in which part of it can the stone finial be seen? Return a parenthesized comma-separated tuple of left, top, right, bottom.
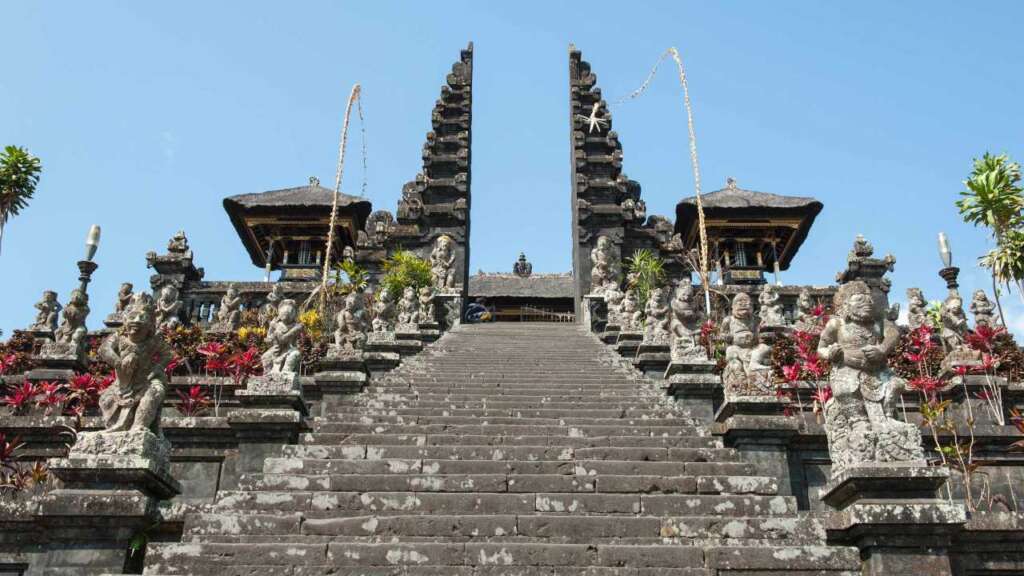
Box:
(726, 177, 738, 191)
(309, 176, 320, 189)
(513, 252, 533, 278)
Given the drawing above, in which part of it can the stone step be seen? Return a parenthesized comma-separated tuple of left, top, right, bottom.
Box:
(313, 415, 701, 428)
(182, 513, 822, 543)
(350, 401, 665, 411)
(318, 408, 680, 419)
(146, 541, 859, 573)
(309, 423, 711, 439)
(237, 472, 777, 496)
(208, 490, 795, 516)
(275, 445, 741, 463)
(264, 458, 757, 478)
(298, 434, 716, 449)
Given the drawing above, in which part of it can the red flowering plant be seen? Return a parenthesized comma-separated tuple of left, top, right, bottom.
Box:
(1, 381, 38, 415)
(771, 327, 833, 422)
(64, 373, 114, 418)
(175, 385, 212, 417)
(0, 331, 37, 377)
(33, 381, 66, 416)
(0, 432, 47, 495)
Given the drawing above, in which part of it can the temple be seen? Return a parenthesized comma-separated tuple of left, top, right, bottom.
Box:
(1, 42, 1021, 576)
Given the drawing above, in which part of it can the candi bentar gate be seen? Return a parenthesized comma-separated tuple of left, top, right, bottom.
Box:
(1, 43, 1023, 575)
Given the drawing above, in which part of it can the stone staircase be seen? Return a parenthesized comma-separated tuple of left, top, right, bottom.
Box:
(145, 323, 859, 575)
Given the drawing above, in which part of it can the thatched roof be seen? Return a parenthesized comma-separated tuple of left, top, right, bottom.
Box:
(224, 184, 370, 211)
(469, 273, 574, 299)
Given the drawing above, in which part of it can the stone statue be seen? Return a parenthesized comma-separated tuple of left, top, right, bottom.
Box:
(417, 286, 436, 324)
(215, 286, 243, 330)
(333, 292, 368, 352)
(97, 293, 172, 433)
(721, 293, 767, 395)
(620, 288, 642, 333)
(969, 289, 997, 329)
(605, 284, 625, 327)
(906, 288, 928, 330)
(513, 252, 532, 278)
(430, 235, 457, 292)
(758, 283, 786, 328)
(260, 284, 283, 327)
(30, 290, 61, 332)
(793, 289, 820, 332)
(342, 245, 355, 265)
(939, 288, 983, 374)
(50, 289, 90, 360)
(114, 283, 133, 314)
(261, 299, 302, 375)
(642, 286, 671, 345)
(167, 230, 190, 253)
(396, 286, 419, 327)
(371, 286, 395, 334)
(817, 280, 924, 478)
(155, 285, 183, 330)
(669, 284, 705, 362)
(589, 236, 619, 295)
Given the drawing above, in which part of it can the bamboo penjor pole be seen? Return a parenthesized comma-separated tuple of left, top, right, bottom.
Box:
(320, 83, 362, 313)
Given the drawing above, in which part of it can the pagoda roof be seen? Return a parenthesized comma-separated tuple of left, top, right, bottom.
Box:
(223, 182, 373, 269)
(674, 180, 823, 271)
(469, 273, 574, 299)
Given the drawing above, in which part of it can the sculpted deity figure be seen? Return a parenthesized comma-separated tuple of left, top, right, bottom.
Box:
(155, 285, 183, 330)
(817, 280, 924, 477)
(417, 286, 436, 324)
(620, 289, 642, 333)
(906, 288, 928, 330)
(969, 289, 997, 329)
(589, 236, 619, 295)
(396, 286, 419, 326)
(642, 286, 671, 345)
(30, 290, 61, 332)
(604, 284, 625, 327)
(939, 289, 970, 354)
(216, 286, 243, 330)
(758, 283, 786, 328)
(114, 283, 134, 314)
(430, 235, 457, 292)
(372, 286, 395, 334)
(669, 284, 705, 362)
(793, 289, 819, 332)
(97, 293, 171, 433)
(261, 299, 302, 375)
(260, 284, 284, 327)
(168, 230, 190, 253)
(53, 289, 90, 356)
(513, 252, 533, 278)
(721, 293, 768, 395)
(334, 292, 368, 351)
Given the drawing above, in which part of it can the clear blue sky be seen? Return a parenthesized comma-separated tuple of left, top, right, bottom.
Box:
(3, 1, 1023, 336)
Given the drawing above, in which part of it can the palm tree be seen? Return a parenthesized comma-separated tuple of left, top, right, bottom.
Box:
(0, 146, 42, 255)
(956, 152, 1024, 324)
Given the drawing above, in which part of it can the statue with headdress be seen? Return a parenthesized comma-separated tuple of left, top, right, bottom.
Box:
(430, 235, 457, 292)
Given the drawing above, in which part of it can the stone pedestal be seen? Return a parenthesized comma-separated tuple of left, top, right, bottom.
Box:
(395, 324, 426, 356)
(635, 341, 670, 378)
(822, 465, 967, 576)
(416, 321, 441, 343)
(365, 333, 402, 374)
(582, 294, 607, 334)
(235, 372, 306, 413)
(103, 312, 124, 329)
(434, 293, 462, 332)
(231, 372, 307, 476)
(615, 331, 642, 359)
(39, 430, 180, 572)
(600, 322, 620, 345)
(714, 395, 797, 497)
(315, 351, 369, 417)
(664, 359, 718, 421)
(26, 342, 86, 383)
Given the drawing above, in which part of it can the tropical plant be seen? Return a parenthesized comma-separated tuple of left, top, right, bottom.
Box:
(380, 250, 433, 299)
(0, 146, 42, 255)
(956, 152, 1024, 321)
(624, 249, 666, 309)
(175, 385, 212, 417)
(333, 260, 368, 294)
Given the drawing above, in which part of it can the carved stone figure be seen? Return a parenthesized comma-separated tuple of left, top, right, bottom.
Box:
(939, 288, 983, 373)
(114, 283, 133, 314)
(417, 286, 436, 324)
(721, 293, 767, 395)
(333, 292, 368, 351)
(215, 286, 243, 330)
(430, 235, 457, 292)
(669, 284, 705, 362)
(906, 288, 928, 330)
(396, 286, 419, 327)
(605, 284, 625, 327)
(970, 289, 996, 329)
(371, 286, 395, 334)
(342, 245, 355, 265)
(513, 252, 532, 278)
(260, 284, 283, 327)
(30, 290, 61, 332)
(96, 293, 172, 433)
(46, 289, 90, 362)
(168, 230, 190, 253)
(620, 289, 642, 333)
(155, 285, 183, 330)
(642, 286, 671, 345)
(817, 280, 924, 478)
(261, 299, 302, 375)
(793, 289, 818, 332)
(758, 284, 786, 328)
(589, 236, 619, 295)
